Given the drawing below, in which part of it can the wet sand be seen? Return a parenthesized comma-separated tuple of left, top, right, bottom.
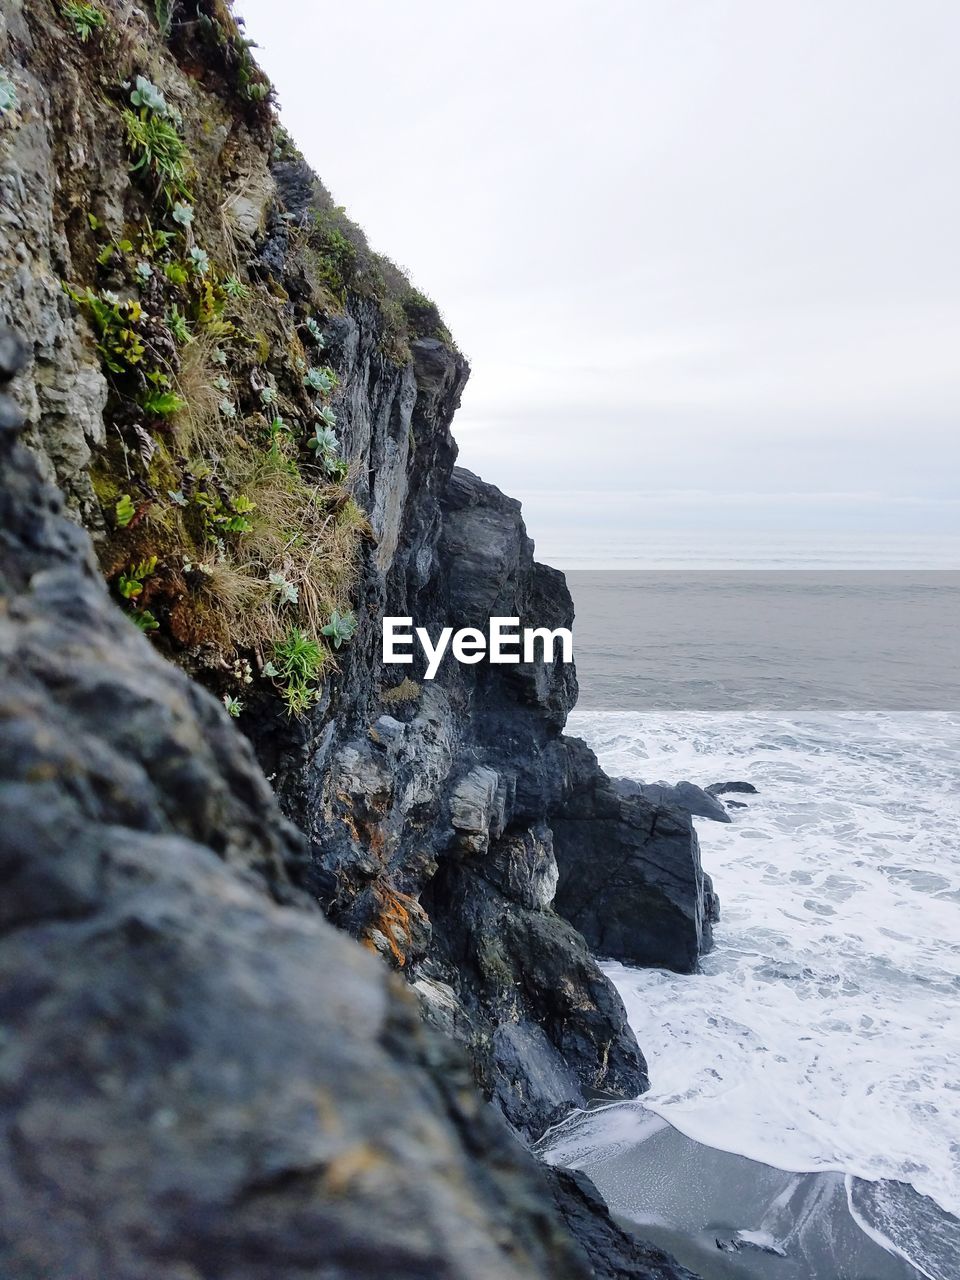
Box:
(538, 1106, 931, 1280)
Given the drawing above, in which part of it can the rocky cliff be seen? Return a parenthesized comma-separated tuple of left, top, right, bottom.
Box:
(0, 2, 715, 1275)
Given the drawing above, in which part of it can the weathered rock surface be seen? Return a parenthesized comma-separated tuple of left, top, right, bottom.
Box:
(249, 430, 717, 1129)
(615, 778, 733, 824)
(554, 744, 720, 974)
(0, 337, 699, 1280)
(256, 452, 714, 1132)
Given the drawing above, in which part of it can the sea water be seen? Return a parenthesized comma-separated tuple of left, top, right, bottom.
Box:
(556, 572, 960, 1279)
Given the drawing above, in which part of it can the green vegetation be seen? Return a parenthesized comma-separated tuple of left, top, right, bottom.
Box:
(142, 389, 185, 417)
(61, 1, 106, 41)
(223, 274, 249, 300)
(153, 0, 175, 39)
(299, 199, 454, 363)
(132, 609, 160, 632)
(304, 366, 336, 393)
(321, 609, 357, 650)
(67, 288, 146, 375)
(122, 78, 191, 204)
(117, 556, 157, 599)
(269, 571, 299, 606)
(402, 288, 453, 344)
(115, 494, 136, 528)
(55, 8, 455, 716)
(194, 490, 256, 536)
(265, 627, 328, 715)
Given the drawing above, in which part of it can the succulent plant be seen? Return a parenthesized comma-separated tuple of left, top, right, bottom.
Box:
(172, 201, 194, 227)
(130, 75, 168, 115)
(188, 245, 210, 276)
(223, 275, 249, 299)
(321, 608, 357, 650)
(304, 366, 334, 393)
(308, 425, 339, 457)
(268, 571, 299, 606)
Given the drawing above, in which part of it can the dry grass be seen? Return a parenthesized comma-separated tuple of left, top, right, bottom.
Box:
(171, 335, 226, 461)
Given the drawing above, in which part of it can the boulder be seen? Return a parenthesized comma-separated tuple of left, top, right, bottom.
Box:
(616, 778, 733, 824)
(553, 743, 720, 974)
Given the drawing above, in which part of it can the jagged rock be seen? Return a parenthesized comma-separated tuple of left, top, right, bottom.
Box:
(450, 765, 504, 851)
(616, 778, 733, 823)
(553, 742, 720, 974)
(426, 855, 649, 1138)
(2, 0, 720, 1266)
(479, 822, 560, 911)
(0, 336, 693, 1280)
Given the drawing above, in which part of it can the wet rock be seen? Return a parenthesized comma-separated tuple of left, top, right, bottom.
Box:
(618, 778, 733, 824)
(426, 856, 649, 1138)
(707, 780, 759, 796)
(554, 742, 719, 974)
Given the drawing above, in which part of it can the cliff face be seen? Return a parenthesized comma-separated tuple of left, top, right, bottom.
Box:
(246, 188, 718, 1137)
(0, 2, 715, 1274)
(1, 333, 702, 1280)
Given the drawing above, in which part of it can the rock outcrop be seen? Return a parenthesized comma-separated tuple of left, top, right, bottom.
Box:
(1, 2, 718, 1274)
(0, 334, 697, 1280)
(615, 778, 733, 824)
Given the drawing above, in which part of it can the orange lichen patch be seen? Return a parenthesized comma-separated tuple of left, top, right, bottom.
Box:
(363, 883, 425, 969)
(363, 823, 387, 858)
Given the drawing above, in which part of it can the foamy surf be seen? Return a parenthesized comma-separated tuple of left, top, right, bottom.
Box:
(566, 706, 960, 1279)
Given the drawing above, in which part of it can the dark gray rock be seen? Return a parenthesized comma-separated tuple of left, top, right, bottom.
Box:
(252, 440, 717, 1127)
(553, 742, 720, 974)
(424, 852, 649, 1138)
(616, 778, 733, 824)
(706, 780, 759, 796)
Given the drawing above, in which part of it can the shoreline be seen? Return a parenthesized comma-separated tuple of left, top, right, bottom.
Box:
(538, 1103, 942, 1280)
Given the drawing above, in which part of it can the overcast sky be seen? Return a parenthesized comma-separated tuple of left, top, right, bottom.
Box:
(240, 0, 960, 567)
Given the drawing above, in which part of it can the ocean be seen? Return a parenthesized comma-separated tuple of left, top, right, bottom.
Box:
(543, 572, 960, 1280)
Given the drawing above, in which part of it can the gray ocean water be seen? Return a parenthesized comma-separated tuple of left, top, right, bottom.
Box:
(551, 572, 960, 1280)
(565, 571, 960, 712)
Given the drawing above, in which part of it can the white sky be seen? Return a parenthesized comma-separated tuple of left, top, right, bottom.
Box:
(239, 0, 960, 566)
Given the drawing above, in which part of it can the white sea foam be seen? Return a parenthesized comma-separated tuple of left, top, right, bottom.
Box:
(569, 708, 960, 1243)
